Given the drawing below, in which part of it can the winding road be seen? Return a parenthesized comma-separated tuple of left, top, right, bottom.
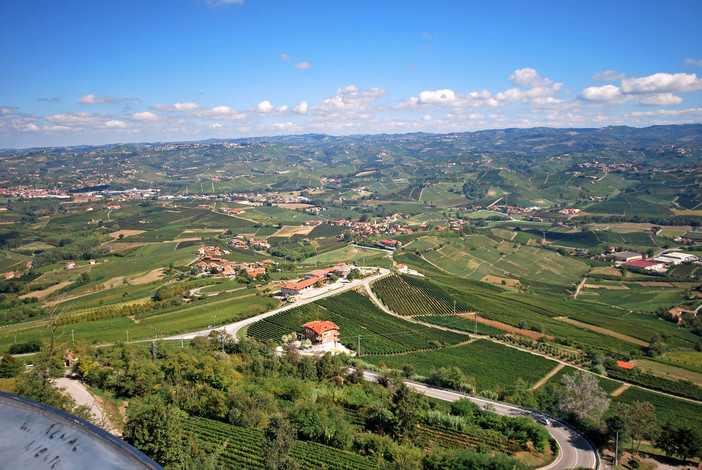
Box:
(161, 266, 598, 469)
(367, 374, 598, 470)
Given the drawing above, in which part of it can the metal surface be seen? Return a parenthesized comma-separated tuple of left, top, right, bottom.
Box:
(0, 391, 163, 470)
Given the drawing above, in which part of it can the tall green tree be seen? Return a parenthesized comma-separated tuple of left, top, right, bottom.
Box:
(122, 396, 188, 469)
(616, 401, 659, 455)
(264, 415, 299, 470)
(0, 353, 22, 378)
(391, 382, 421, 439)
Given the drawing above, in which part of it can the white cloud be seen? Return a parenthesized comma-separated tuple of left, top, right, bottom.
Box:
(310, 85, 388, 115)
(685, 58, 702, 67)
(47, 112, 106, 126)
(292, 101, 308, 114)
(509, 68, 553, 87)
(78, 94, 140, 104)
(295, 62, 311, 70)
(636, 93, 683, 106)
(154, 102, 202, 112)
(422, 114, 432, 121)
(578, 84, 630, 103)
(256, 100, 275, 113)
(131, 111, 160, 121)
(1, 106, 17, 115)
(621, 72, 702, 94)
(280, 53, 291, 62)
(209, 123, 223, 129)
(591, 70, 626, 81)
(198, 106, 246, 120)
(418, 89, 456, 106)
(104, 120, 128, 128)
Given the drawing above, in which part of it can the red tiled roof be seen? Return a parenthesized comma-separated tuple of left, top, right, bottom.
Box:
(622, 260, 663, 268)
(281, 276, 320, 291)
(302, 320, 339, 335)
(616, 360, 634, 370)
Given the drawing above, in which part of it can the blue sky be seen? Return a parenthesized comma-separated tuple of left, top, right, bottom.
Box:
(1, 0, 701, 148)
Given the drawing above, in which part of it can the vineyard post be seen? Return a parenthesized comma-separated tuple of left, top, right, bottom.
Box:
(357, 335, 361, 357)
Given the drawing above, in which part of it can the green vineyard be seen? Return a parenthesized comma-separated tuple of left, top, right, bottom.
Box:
(372, 274, 470, 316)
(247, 290, 468, 355)
(186, 416, 377, 469)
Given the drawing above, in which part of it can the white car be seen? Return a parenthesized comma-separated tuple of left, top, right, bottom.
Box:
(537, 416, 551, 425)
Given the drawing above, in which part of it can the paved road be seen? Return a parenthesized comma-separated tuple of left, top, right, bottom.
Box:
(163, 267, 391, 341)
(362, 371, 598, 470)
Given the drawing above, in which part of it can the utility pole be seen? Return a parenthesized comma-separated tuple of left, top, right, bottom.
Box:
(151, 341, 157, 361)
(357, 335, 361, 357)
(221, 331, 225, 352)
(126, 330, 129, 344)
(453, 300, 456, 315)
(181, 338, 184, 349)
(615, 431, 619, 468)
(71, 329, 75, 344)
(474, 313, 478, 335)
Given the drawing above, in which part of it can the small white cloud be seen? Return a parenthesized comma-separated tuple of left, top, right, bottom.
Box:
(591, 70, 626, 81)
(621, 72, 702, 94)
(578, 84, 629, 103)
(280, 53, 291, 62)
(154, 102, 202, 112)
(294, 62, 311, 70)
(509, 68, 553, 87)
(636, 93, 683, 106)
(104, 120, 128, 128)
(1, 106, 17, 115)
(78, 94, 140, 104)
(422, 114, 432, 121)
(78, 94, 118, 104)
(256, 100, 275, 113)
(418, 89, 457, 106)
(131, 111, 160, 121)
(209, 123, 223, 129)
(685, 58, 702, 67)
(198, 106, 246, 120)
(293, 101, 308, 114)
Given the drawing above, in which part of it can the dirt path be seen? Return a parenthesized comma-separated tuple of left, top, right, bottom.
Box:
(54, 376, 117, 434)
(458, 312, 553, 341)
(555, 316, 649, 347)
(572, 276, 587, 299)
(19, 281, 73, 299)
(530, 364, 565, 391)
(610, 383, 630, 397)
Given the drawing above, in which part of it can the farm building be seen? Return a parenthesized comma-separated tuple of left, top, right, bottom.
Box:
(333, 263, 353, 277)
(622, 260, 666, 272)
(379, 239, 400, 250)
(611, 251, 642, 262)
(280, 276, 321, 296)
(305, 268, 334, 279)
(301, 320, 340, 345)
(653, 252, 697, 265)
(668, 307, 697, 323)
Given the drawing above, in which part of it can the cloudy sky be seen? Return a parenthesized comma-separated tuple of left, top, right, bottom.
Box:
(1, 0, 701, 148)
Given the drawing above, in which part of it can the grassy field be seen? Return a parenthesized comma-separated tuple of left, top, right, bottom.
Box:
(300, 244, 392, 267)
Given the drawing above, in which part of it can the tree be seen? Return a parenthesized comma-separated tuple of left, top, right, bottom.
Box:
(655, 422, 677, 458)
(264, 416, 299, 470)
(674, 424, 701, 463)
(391, 382, 421, 438)
(0, 353, 23, 378)
(605, 414, 629, 461)
(122, 396, 188, 468)
(616, 401, 659, 455)
(557, 370, 610, 423)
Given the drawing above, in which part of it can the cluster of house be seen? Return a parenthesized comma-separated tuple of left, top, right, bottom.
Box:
(558, 208, 581, 215)
(194, 256, 276, 278)
(0, 186, 70, 199)
(279, 263, 355, 296)
(227, 236, 271, 250)
(319, 214, 413, 238)
(613, 251, 698, 272)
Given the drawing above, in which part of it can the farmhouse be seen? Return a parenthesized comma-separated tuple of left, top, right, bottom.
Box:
(622, 260, 666, 272)
(616, 360, 634, 370)
(668, 307, 697, 323)
(379, 239, 400, 250)
(280, 276, 321, 296)
(301, 320, 340, 345)
(611, 251, 642, 262)
(305, 268, 334, 279)
(333, 263, 352, 277)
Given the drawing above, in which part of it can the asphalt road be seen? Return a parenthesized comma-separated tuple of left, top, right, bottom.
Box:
(164, 267, 391, 341)
(363, 371, 598, 470)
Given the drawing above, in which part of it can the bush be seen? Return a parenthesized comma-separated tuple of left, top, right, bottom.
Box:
(8, 340, 42, 354)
